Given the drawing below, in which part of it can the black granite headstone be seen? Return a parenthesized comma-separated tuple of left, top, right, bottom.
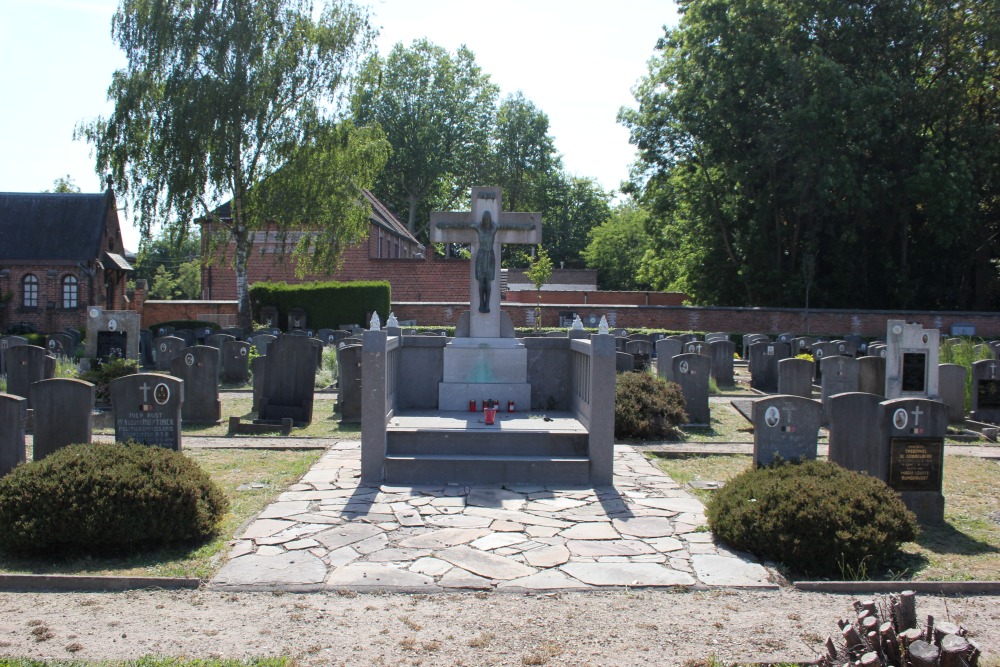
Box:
(170, 346, 221, 424)
(30, 378, 95, 459)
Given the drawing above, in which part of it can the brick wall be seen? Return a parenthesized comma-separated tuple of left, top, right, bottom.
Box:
(504, 290, 688, 306)
(391, 302, 1000, 338)
(0, 263, 126, 333)
(142, 300, 238, 328)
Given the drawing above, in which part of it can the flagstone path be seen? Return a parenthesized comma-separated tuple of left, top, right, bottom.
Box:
(210, 443, 773, 592)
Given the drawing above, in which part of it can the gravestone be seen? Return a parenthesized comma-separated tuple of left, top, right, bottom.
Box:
(626, 339, 654, 371)
(672, 352, 711, 425)
(155, 325, 175, 338)
(6, 345, 56, 407)
(827, 392, 882, 476)
(791, 337, 816, 354)
(777, 357, 814, 398)
(63, 328, 82, 347)
(751, 395, 823, 466)
(139, 329, 154, 367)
(938, 363, 967, 423)
(810, 342, 841, 381)
(885, 319, 939, 400)
(776, 333, 796, 345)
(46, 332, 75, 358)
(616, 352, 635, 373)
(174, 329, 195, 346)
(972, 359, 1000, 423)
(684, 340, 708, 356)
(705, 332, 729, 343)
(259, 306, 279, 329)
(221, 327, 244, 340)
(111, 373, 184, 450)
(205, 332, 236, 350)
(84, 308, 140, 361)
(221, 340, 251, 384)
(742, 334, 769, 358)
(256, 335, 316, 426)
(878, 398, 948, 523)
(614, 336, 628, 352)
(154, 335, 186, 372)
(709, 339, 735, 386)
(170, 346, 221, 424)
(1, 336, 28, 377)
(655, 338, 683, 383)
(336, 343, 363, 423)
(288, 308, 307, 330)
(316, 328, 337, 346)
(858, 356, 886, 397)
(249, 333, 276, 356)
(30, 378, 95, 460)
(820, 355, 860, 421)
(0, 393, 27, 475)
(749, 341, 790, 392)
(251, 356, 267, 412)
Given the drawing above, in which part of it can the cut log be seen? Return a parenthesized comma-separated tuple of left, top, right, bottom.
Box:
(935, 622, 962, 644)
(940, 634, 973, 667)
(843, 625, 867, 658)
(860, 651, 879, 666)
(900, 627, 924, 649)
(896, 590, 917, 631)
(909, 639, 942, 667)
(881, 621, 901, 665)
(862, 616, 880, 636)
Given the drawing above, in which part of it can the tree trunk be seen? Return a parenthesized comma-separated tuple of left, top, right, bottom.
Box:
(232, 225, 252, 332)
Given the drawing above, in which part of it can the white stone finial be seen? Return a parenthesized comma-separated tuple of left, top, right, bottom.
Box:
(571, 315, 584, 330)
(598, 316, 609, 335)
(386, 312, 399, 328)
(370, 311, 381, 331)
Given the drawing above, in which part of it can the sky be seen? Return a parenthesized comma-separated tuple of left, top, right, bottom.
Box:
(0, 0, 678, 251)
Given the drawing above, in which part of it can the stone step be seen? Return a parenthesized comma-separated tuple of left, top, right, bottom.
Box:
(386, 428, 588, 457)
(384, 454, 591, 486)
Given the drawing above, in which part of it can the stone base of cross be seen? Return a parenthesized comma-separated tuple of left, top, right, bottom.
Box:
(430, 187, 541, 338)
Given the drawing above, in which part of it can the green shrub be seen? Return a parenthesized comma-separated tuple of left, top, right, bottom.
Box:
(78, 357, 140, 404)
(250, 280, 390, 330)
(614, 371, 688, 440)
(0, 442, 228, 555)
(706, 460, 919, 578)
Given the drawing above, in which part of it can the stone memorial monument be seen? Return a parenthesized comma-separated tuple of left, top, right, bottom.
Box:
(972, 359, 1000, 423)
(751, 395, 823, 467)
(111, 374, 184, 450)
(84, 308, 140, 361)
(885, 319, 940, 400)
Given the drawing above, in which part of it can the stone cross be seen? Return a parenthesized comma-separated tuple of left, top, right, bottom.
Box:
(430, 187, 541, 338)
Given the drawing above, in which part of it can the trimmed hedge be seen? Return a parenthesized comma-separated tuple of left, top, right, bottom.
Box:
(0, 442, 228, 555)
(614, 371, 688, 440)
(149, 319, 221, 333)
(706, 460, 919, 578)
(250, 280, 391, 330)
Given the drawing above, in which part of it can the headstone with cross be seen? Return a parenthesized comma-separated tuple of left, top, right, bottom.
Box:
(819, 355, 860, 422)
(171, 346, 221, 424)
(971, 359, 1000, 423)
(751, 394, 823, 466)
(878, 397, 948, 523)
(111, 373, 184, 450)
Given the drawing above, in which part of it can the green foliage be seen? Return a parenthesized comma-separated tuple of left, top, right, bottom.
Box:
(78, 0, 386, 329)
(622, 0, 1000, 310)
(315, 346, 338, 389)
(250, 280, 390, 330)
(706, 460, 919, 578)
(44, 175, 81, 193)
(614, 371, 688, 440)
(526, 246, 554, 292)
(0, 442, 229, 555)
(78, 357, 140, 404)
(583, 201, 653, 290)
(940, 338, 995, 411)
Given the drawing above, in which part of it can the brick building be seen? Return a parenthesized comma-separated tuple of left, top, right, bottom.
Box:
(0, 185, 133, 333)
(199, 189, 471, 303)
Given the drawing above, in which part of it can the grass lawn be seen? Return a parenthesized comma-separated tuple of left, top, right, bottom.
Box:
(649, 451, 1000, 581)
(0, 448, 322, 580)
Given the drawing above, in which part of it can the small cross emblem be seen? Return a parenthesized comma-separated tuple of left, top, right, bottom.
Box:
(140, 382, 151, 403)
(911, 405, 923, 427)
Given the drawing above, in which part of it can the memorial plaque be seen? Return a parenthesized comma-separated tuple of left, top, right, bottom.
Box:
(97, 331, 127, 359)
(977, 380, 1000, 408)
(902, 352, 927, 393)
(889, 438, 944, 492)
(111, 374, 184, 450)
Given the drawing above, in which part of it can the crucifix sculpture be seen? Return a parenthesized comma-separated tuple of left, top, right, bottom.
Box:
(430, 187, 541, 338)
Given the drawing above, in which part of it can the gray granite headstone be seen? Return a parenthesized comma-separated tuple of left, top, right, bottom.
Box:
(777, 357, 814, 398)
(625, 340, 654, 371)
(937, 363, 967, 423)
(827, 392, 882, 476)
(655, 338, 683, 383)
(30, 378, 95, 460)
(683, 340, 709, 356)
(878, 397, 948, 523)
(221, 340, 251, 384)
(155, 326, 175, 338)
(971, 359, 1000, 423)
(615, 352, 635, 373)
(858, 356, 886, 397)
(174, 329, 195, 346)
(673, 353, 711, 425)
(614, 336, 628, 352)
(709, 339, 735, 387)
(0, 393, 28, 475)
(221, 327, 244, 340)
(0, 335, 28, 376)
(752, 394, 823, 466)
(316, 328, 337, 346)
(256, 335, 316, 426)
(111, 373, 184, 450)
(139, 329, 154, 366)
(6, 345, 56, 408)
(45, 332, 75, 358)
(742, 334, 769, 358)
(154, 335, 186, 371)
(749, 341, 790, 392)
(205, 332, 236, 350)
(811, 342, 841, 381)
(170, 346, 221, 424)
(336, 344, 362, 423)
(820, 355, 860, 421)
(249, 333, 277, 356)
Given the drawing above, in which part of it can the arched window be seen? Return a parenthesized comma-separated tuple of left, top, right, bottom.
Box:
(62, 275, 78, 308)
(22, 274, 38, 308)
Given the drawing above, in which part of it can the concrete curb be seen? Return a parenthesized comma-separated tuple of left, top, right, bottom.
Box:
(0, 574, 201, 593)
(794, 581, 1000, 595)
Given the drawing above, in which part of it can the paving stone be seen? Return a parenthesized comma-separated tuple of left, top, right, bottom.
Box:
(213, 551, 328, 587)
(326, 564, 435, 589)
(392, 506, 424, 527)
(692, 554, 772, 586)
(437, 545, 536, 580)
(645, 537, 685, 553)
(470, 533, 527, 551)
(524, 525, 561, 538)
(366, 547, 430, 563)
(465, 507, 571, 528)
(633, 497, 705, 513)
(565, 540, 654, 557)
(398, 528, 491, 549)
(669, 557, 694, 573)
(632, 554, 667, 563)
(497, 569, 593, 591)
(438, 568, 493, 590)
(313, 523, 383, 550)
(491, 520, 524, 532)
(256, 545, 284, 556)
(284, 538, 320, 551)
(240, 519, 298, 540)
(677, 512, 707, 526)
(503, 484, 546, 494)
(525, 497, 587, 511)
(560, 562, 695, 587)
(425, 514, 493, 529)
(408, 496, 433, 506)
(684, 532, 715, 543)
(611, 516, 675, 538)
(559, 522, 620, 540)
(293, 513, 343, 525)
(326, 546, 361, 568)
(409, 557, 453, 577)
(353, 532, 390, 554)
(258, 501, 312, 519)
(597, 556, 629, 563)
(688, 543, 717, 555)
(494, 547, 517, 556)
(523, 544, 570, 568)
(467, 487, 526, 510)
(228, 541, 254, 559)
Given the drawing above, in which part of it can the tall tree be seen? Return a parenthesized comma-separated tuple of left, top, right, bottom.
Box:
(538, 174, 612, 270)
(352, 39, 499, 240)
(622, 0, 1000, 310)
(582, 201, 652, 291)
(46, 175, 81, 193)
(77, 0, 389, 328)
(492, 92, 562, 213)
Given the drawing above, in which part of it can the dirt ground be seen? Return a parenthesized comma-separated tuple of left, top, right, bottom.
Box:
(0, 587, 996, 666)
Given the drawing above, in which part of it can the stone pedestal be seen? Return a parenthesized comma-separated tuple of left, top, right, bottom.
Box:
(438, 338, 531, 411)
